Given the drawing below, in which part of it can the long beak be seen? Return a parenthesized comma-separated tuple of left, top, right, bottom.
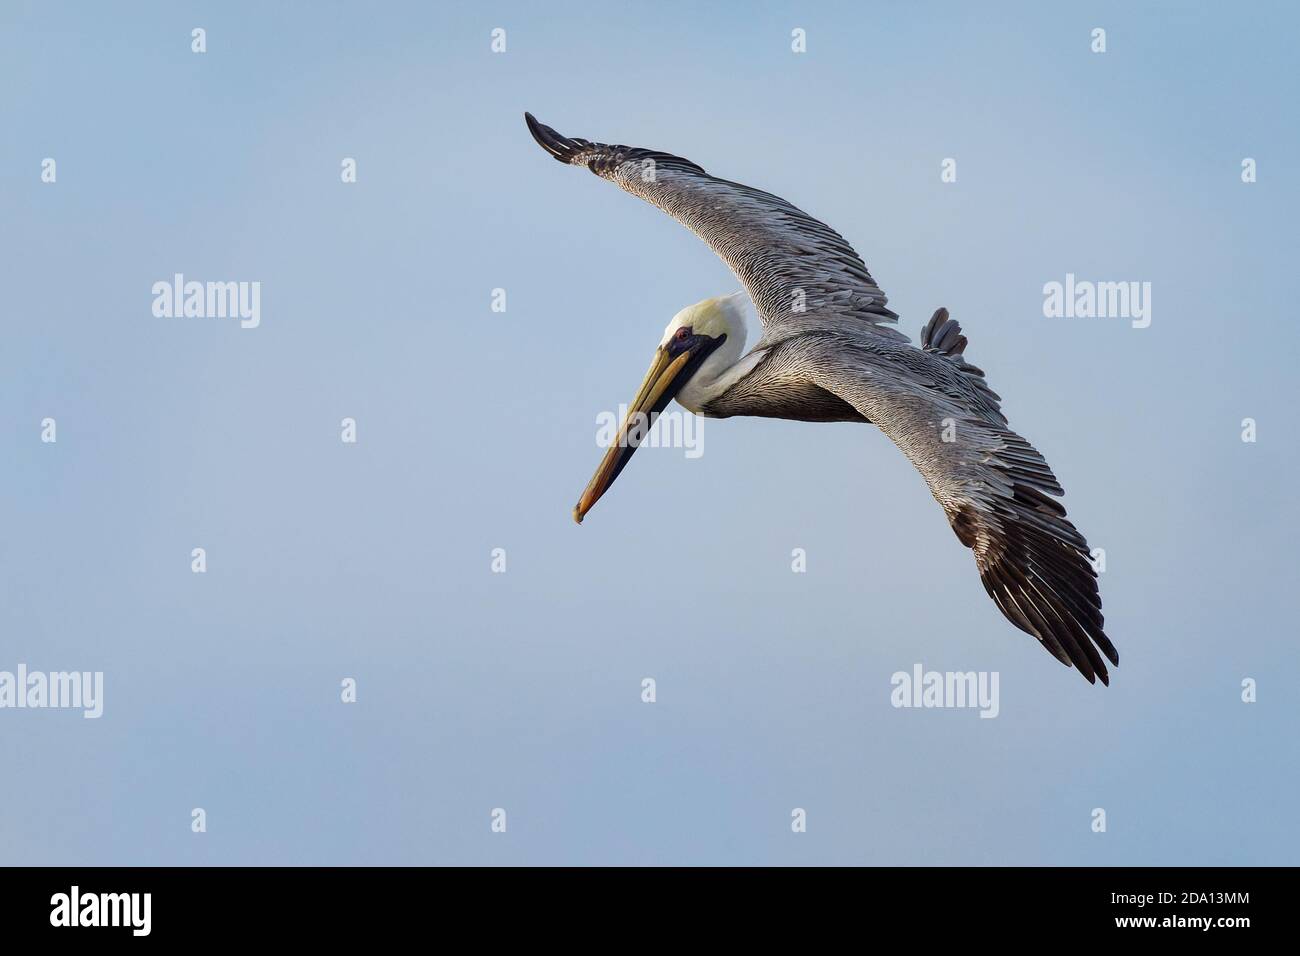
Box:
(573, 346, 693, 524)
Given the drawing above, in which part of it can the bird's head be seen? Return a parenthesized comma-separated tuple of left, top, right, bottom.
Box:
(573, 293, 747, 524)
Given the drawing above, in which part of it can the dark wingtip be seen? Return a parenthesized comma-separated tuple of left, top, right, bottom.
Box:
(1098, 635, 1120, 668)
(524, 112, 580, 163)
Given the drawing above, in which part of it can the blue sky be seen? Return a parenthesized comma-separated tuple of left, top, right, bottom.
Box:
(1, 1, 1296, 865)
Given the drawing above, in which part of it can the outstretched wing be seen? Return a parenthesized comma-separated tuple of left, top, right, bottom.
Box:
(804, 321, 1118, 684)
(525, 113, 905, 344)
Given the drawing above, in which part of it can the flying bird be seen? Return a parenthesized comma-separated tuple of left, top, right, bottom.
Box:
(525, 113, 1118, 685)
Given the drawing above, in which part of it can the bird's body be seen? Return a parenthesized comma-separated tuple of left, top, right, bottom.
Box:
(683, 330, 866, 424)
(526, 113, 1119, 685)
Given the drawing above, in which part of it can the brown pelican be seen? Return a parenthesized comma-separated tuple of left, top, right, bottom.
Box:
(525, 113, 1118, 685)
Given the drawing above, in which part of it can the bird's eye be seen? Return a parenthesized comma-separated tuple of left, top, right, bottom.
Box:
(675, 327, 691, 342)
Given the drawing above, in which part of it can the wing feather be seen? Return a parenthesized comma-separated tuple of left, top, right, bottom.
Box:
(525, 113, 905, 344)
(805, 334, 1118, 684)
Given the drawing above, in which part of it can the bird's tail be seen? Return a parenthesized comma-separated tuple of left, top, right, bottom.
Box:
(920, 308, 967, 357)
(921, 307, 988, 376)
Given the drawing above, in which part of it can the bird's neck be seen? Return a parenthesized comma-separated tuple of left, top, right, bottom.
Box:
(677, 346, 766, 416)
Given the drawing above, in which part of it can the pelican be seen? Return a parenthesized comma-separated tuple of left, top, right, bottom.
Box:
(525, 113, 1118, 685)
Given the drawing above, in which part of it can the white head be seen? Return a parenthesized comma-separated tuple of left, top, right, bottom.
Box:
(572, 292, 750, 523)
(659, 292, 749, 351)
(657, 293, 748, 413)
